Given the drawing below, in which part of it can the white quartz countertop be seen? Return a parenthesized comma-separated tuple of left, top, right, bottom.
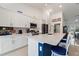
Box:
(28, 33, 65, 45)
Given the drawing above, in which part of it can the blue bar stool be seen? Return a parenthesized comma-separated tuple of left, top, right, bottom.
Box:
(51, 46, 66, 56)
(57, 33, 68, 47)
(51, 34, 71, 56)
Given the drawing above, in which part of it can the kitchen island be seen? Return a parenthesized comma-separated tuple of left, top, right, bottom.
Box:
(0, 33, 65, 56)
(28, 33, 65, 56)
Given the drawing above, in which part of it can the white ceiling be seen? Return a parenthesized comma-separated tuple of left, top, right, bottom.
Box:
(62, 3, 79, 21)
(27, 3, 79, 21)
(25, 3, 79, 21)
(24, 3, 62, 12)
(0, 3, 79, 21)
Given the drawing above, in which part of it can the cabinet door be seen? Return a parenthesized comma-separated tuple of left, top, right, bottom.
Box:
(1, 36, 13, 54)
(12, 13, 20, 27)
(0, 8, 11, 26)
(13, 36, 22, 49)
(21, 36, 28, 45)
(21, 15, 27, 27)
(13, 36, 28, 49)
(26, 16, 31, 28)
(0, 38, 2, 54)
(28, 38, 38, 56)
(12, 13, 26, 27)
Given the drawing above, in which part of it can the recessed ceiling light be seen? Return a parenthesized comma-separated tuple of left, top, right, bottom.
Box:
(49, 9, 52, 13)
(46, 9, 52, 16)
(45, 3, 48, 7)
(59, 5, 62, 8)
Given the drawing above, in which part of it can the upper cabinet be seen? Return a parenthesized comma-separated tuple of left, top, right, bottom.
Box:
(12, 12, 26, 27)
(0, 7, 31, 27)
(0, 8, 11, 27)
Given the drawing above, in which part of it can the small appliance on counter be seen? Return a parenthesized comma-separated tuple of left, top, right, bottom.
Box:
(29, 30, 39, 35)
(26, 28, 30, 33)
(18, 30, 23, 34)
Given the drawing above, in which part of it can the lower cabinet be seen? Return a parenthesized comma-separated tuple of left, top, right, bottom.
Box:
(0, 35, 28, 55)
(0, 37, 3, 54)
(28, 38, 38, 56)
(1, 36, 13, 54)
(13, 36, 28, 49)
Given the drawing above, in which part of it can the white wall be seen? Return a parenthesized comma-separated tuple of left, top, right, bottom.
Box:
(49, 11, 63, 33)
(41, 8, 63, 33)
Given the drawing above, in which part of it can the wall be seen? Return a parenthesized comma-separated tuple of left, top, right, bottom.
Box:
(49, 11, 63, 34)
(41, 6, 63, 33)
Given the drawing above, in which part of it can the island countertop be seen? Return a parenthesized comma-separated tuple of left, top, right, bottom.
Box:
(28, 33, 65, 45)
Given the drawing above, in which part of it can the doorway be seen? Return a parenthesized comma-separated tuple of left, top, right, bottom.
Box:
(54, 24, 60, 33)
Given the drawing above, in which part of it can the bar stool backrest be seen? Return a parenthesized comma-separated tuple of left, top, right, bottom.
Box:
(66, 33, 71, 55)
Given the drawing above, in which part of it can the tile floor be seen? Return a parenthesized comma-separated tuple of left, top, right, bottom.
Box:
(69, 45, 79, 56)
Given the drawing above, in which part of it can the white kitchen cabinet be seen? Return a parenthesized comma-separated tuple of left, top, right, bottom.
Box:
(12, 35, 28, 54)
(16, 36, 27, 51)
(30, 18, 37, 24)
(13, 35, 28, 49)
(28, 37, 38, 56)
(0, 37, 2, 54)
(11, 12, 29, 27)
(25, 16, 30, 28)
(1, 36, 13, 54)
(11, 13, 21, 27)
(0, 35, 28, 55)
(14, 13, 26, 27)
(0, 7, 30, 27)
(0, 8, 12, 27)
